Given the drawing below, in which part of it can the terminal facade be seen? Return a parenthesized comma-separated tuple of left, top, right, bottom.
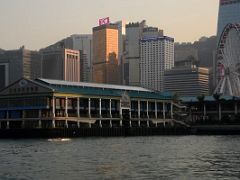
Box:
(0, 78, 175, 129)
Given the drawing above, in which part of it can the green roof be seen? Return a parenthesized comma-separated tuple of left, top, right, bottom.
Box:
(36, 79, 173, 100)
(50, 85, 122, 97)
(50, 85, 172, 100)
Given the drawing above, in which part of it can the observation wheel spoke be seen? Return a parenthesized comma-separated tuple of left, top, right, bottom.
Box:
(215, 24, 240, 96)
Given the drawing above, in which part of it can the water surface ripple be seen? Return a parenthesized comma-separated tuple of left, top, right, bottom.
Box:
(0, 136, 240, 180)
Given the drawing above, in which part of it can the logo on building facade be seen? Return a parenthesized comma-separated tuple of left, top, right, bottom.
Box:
(99, 17, 110, 26)
(19, 79, 28, 87)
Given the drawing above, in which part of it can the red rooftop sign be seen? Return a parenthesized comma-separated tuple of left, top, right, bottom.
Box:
(99, 17, 110, 26)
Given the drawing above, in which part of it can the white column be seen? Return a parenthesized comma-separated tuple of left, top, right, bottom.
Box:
(120, 120, 122, 127)
(99, 98, 102, 118)
(38, 120, 42, 128)
(163, 102, 166, 120)
(52, 97, 56, 118)
(65, 120, 68, 128)
(129, 120, 132, 127)
(155, 101, 158, 119)
(235, 102, 238, 115)
(52, 120, 55, 128)
(129, 107, 132, 119)
(38, 109, 42, 128)
(147, 120, 149, 128)
(138, 120, 141, 127)
(21, 110, 25, 128)
(155, 122, 158, 127)
(119, 100, 122, 119)
(138, 100, 141, 119)
(7, 121, 9, 129)
(89, 122, 91, 128)
(38, 109, 42, 118)
(88, 98, 91, 118)
(171, 102, 173, 119)
(77, 97, 80, 118)
(110, 120, 112, 128)
(109, 99, 112, 118)
(65, 97, 68, 118)
(99, 120, 102, 128)
(22, 110, 25, 118)
(77, 121, 80, 128)
(146, 101, 149, 119)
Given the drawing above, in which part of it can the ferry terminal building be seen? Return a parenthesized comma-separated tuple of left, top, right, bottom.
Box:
(0, 78, 175, 129)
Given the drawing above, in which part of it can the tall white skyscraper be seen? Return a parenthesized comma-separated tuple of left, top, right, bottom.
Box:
(140, 36, 174, 92)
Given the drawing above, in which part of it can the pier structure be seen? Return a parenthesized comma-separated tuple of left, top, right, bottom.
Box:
(181, 96, 240, 124)
(0, 78, 176, 130)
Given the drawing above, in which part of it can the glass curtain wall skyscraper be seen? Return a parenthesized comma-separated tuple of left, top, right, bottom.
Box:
(214, 0, 240, 90)
(217, 0, 240, 42)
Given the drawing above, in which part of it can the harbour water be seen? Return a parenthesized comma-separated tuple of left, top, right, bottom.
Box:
(0, 136, 240, 180)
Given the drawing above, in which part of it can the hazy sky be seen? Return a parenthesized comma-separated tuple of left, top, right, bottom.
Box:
(0, 0, 219, 50)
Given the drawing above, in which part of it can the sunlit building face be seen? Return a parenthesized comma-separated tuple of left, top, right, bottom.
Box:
(92, 25, 120, 84)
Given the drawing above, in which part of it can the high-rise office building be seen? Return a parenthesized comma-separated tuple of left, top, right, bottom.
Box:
(124, 20, 146, 86)
(0, 47, 41, 90)
(41, 48, 80, 82)
(0, 63, 9, 90)
(164, 66, 209, 97)
(175, 37, 217, 94)
(142, 27, 163, 39)
(92, 24, 120, 84)
(217, 0, 240, 41)
(214, 0, 240, 91)
(114, 20, 127, 65)
(114, 20, 127, 84)
(140, 35, 174, 92)
(43, 34, 92, 82)
(80, 50, 89, 82)
(70, 35, 92, 82)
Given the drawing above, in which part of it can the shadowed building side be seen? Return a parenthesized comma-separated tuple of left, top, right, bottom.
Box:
(41, 34, 92, 82)
(0, 47, 41, 90)
(41, 48, 80, 82)
(124, 20, 146, 86)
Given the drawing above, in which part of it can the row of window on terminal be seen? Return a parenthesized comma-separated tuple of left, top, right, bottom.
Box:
(9, 86, 39, 94)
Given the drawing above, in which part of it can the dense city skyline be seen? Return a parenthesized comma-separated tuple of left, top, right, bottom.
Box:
(0, 0, 218, 50)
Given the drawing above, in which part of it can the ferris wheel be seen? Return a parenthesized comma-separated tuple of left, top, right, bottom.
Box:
(214, 23, 240, 96)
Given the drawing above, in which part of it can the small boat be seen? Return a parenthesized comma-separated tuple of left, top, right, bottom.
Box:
(48, 138, 71, 142)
